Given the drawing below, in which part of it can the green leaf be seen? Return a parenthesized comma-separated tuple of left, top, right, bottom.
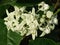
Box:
(7, 30, 23, 45)
(0, 0, 16, 7)
(29, 38, 56, 45)
(49, 5, 55, 11)
(0, 19, 7, 45)
(0, 19, 23, 45)
(0, 5, 11, 19)
(56, 42, 60, 45)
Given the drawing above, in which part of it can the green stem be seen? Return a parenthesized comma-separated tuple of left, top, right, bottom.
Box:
(54, 8, 60, 15)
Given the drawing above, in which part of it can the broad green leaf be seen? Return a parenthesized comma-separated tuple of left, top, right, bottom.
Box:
(0, 0, 16, 7)
(0, 19, 7, 45)
(0, 5, 10, 19)
(0, 19, 23, 45)
(57, 42, 60, 45)
(29, 38, 56, 45)
(7, 30, 23, 45)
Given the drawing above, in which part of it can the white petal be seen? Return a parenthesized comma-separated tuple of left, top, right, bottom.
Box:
(32, 33, 36, 40)
(40, 18, 45, 23)
(38, 1, 49, 11)
(20, 6, 26, 12)
(53, 18, 58, 24)
(42, 15, 46, 18)
(14, 6, 20, 11)
(50, 24, 55, 30)
(44, 27, 50, 34)
(46, 11, 53, 18)
(32, 7, 35, 16)
(39, 27, 44, 31)
(19, 20, 26, 30)
(44, 4, 49, 10)
(6, 9, 9, 15)
(40, 32, 46, 37)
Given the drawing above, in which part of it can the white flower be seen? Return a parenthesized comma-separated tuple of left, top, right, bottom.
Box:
(31, 7, 36, 16)
(19, 6, 26, 12)
(14, 6, 20, 20)
(42, 15, 46, 18)
(26, 14, 34, 25)
(49, 24, 55, 30)
(53, 18, 58, 24)
(18, 20, 26, 30)
(4, 21, 12, 31)
(44, 27, 50, 34)
(40, 18, 45, 23)
(14, 6, 26, 20)
(32, 30, 37, 40)
(20, 27, 27, 36)
(40, 32, 46, 37)
(46, 11, 53, 18)
(40, 25, 50, 37)
(26, 20, 38, 40)
(39, 26, 45, 31)
(38, 1, 49, 11)
(4, 5, 58, 40)
(14, 6, 20, 12)
(27, 29, 37, 40)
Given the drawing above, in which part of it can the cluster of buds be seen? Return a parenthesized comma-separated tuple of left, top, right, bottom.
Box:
(4, 1, 58, 40)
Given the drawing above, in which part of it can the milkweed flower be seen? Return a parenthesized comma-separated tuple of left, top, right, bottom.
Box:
(4, 1, 58, 40)
(46, 11, 53, 18)
(39, 11, 58, 37)
(38, 1, 49, 11)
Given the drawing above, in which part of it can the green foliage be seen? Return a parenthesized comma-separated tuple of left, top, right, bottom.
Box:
(0, 19, 7, 45)
(0, 5, 10, 19)
(0, 19, 23, 45)
(7, 30, 23, 45)
(57, 42, 60, 45)
(0, 0, 16, 7)
(29, 38, 57, 45)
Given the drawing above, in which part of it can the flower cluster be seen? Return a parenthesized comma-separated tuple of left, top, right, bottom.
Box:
(4, 1, 58, 40)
